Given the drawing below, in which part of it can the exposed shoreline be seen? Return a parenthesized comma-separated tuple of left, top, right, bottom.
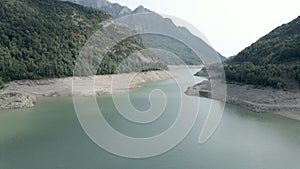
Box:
(0, 70, 174, 109)
(168, 65, 204, 69)
(185, 81, 300, 121)
(5, 67, 299, 122)
(226, 83, 300, 121)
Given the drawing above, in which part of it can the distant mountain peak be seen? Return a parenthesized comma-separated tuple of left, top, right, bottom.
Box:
(136, 5, 145, 10)
(64, 0, 225, 63)
(132, 5, 151, 14)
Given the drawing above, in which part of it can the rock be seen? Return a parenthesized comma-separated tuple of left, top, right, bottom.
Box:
(185, 81, 300, 121)
(43, 91, 61, 97)
(194, 67, 209, 78)
(0, 70, 174, 109)
(185, 80, 211, 97)
(0, 91, 36, 109)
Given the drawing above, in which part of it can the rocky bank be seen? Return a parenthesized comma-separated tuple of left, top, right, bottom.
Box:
(185, 80, 300, 121)
(0, 71, 174, 109)
(0, 90, 36, 109)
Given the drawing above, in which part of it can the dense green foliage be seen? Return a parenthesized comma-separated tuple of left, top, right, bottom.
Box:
(227, 16, 300, 65)
(224, 62, 300, 88)
(225, 16, 300, 88)
(0, 0, 167, 83)
(0, 0, 111, 82)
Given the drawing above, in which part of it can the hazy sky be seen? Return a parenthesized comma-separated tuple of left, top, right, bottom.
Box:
(109, 0, 299, 57)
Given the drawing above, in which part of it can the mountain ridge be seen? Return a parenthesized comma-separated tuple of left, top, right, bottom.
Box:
(64, 0, 226, 64)
(224, 16, 300, 89)
(227, 16, 300, 65)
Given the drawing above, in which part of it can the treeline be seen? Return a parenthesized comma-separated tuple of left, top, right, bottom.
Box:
(225, 16, 300, 88)
(224, 62, 300, 88)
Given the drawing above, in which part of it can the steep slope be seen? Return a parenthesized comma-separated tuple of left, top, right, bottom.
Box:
(141, 34, 200, 65)
(131, 5, 151, 14)
(65, 0, 132, 18)
(64, 0, 226, 65)
(227, 16, 300, 65)
(225, 16, 300, 88)
(0, 0, 167, 85)
(0, 0, 110, 82)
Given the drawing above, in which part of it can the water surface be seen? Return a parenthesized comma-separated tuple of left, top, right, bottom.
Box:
(1, 69, 300, 169)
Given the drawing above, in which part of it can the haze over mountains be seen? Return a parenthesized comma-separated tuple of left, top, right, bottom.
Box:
(65, 0, 226, 64)
(1, 0, 225, 87)
(1, 0, 298, 90)
(65, 0, 151, 18)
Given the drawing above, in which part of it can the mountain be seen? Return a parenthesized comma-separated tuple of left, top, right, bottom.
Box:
(0, 0, 166, 86)
(131, 5, 151, 14)
(225, 16, 300, 88)
(64, 0, 132, 18)
(227, 16, 300, 65)
(64, 0, 226, 65)
(0, 0, 110, 83)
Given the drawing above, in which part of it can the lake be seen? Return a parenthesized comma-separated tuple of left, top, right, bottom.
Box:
(1, 68, 300, 169)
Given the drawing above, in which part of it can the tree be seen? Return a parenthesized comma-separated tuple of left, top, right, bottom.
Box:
(0, 77, 4, 89)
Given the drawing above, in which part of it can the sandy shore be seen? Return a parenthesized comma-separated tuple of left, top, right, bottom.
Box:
(0, 70, 174, 109)
(186, 81, 300, 121)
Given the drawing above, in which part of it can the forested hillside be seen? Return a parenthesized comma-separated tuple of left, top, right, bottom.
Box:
(0, 0, 110, 83)
(225, 16, 300, 88)
(0, 0, 167, 87)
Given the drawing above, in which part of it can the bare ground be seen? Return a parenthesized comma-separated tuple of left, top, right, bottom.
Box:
(185, 81, 300, 121)
(0, 71, 174, 109)
(226, 83, 300, 120)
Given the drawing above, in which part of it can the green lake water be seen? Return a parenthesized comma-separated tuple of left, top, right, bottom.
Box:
(1, 69, 300, 169)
